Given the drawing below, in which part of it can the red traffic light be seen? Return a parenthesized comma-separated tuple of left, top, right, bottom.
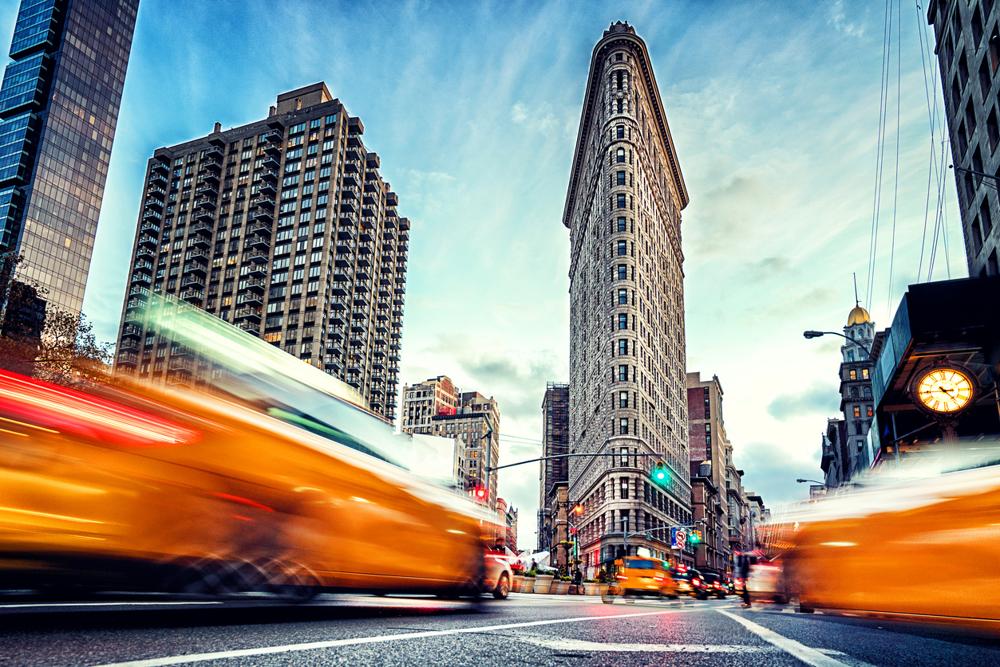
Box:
(473, 486, 487, 501)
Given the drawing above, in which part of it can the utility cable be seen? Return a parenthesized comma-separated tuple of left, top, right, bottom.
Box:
(886, 0, 902, 312)
(866, 0, 894, 311)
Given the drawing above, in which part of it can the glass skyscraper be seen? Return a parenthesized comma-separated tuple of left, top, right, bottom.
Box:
(0, 0, 139, 332)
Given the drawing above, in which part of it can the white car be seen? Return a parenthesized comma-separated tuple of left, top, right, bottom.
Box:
(483, 548, 513, 599)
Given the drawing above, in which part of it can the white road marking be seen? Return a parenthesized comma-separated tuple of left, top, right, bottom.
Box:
(717, 609, 876, 667)
(94, 609, 679, 667)
(518, 636, 775, 653)
(0, 601, 222, 609)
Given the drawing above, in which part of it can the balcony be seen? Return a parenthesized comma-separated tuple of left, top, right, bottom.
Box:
(257, 167, 278, 183)
(234, 306, 262, 322)
(246, 234, 269, 251)
(235, 320, 259, 333)
(193, 207, 214, 222)
(168, 356, 193, 373)
(239, 276, 266, 292)
(332, 281, 350, 296)
(257, 179, 276, 195)
(180, 288, 203, 305)
(199, 157, 222, 173)
(142, 208, 162, 222)
(249, 208, 273, 223)
(138, 233, 158, 248)
(204, 144, 223, 161)
(130, 269, 152, 285)
(184, 260, 208, 277)
(195, 183, 218, 199)
(237, 292, 262, 306)
(261, 155, 279, 170)
(117, 351, 138, 367)
(243, 260, 267, 276)
(143, 196, 164, 211)
(337, 226, 357, 242)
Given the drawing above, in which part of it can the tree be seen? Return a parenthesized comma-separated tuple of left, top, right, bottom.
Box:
(0, 252, 112, 385)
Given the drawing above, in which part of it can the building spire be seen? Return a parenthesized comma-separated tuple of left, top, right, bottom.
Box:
(853, 272, 860, 308)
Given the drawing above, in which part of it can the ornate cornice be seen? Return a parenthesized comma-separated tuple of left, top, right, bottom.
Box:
(562, 23, 689, 229)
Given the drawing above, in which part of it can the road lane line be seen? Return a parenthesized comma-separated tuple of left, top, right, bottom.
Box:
(93, 609, 679, 667)
(518, 636, 775, 653)
(717, 609, 864, 667)
(0, 601, 222, 609)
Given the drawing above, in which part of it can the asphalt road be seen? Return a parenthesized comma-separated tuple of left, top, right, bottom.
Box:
(0, 593, 997, 666)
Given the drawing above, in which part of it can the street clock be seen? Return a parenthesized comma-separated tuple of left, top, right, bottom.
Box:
(913, 366, 975, 414)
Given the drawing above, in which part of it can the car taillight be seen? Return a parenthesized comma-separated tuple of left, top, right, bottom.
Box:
(616, 575, 628, 581)
(693, 578, 701, 585)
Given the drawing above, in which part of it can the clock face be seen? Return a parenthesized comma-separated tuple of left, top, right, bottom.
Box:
(915, 368, 974, 413)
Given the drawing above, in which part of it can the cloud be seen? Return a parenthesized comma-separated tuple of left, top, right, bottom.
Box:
(829, 0, 866, 39)
(767, 383, 841, 420)
(737, 440, 822, 507)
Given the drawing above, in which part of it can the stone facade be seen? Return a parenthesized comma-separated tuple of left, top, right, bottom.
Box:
(928, 0, 1000, 276)
(115, 83, 408, 422)
(564, 22, 691, 573)
(401, 375, 500, 507)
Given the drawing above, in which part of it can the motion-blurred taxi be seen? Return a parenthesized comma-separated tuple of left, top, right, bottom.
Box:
(672, 564, 708, 598)
(778, 445, 1000, 630)
(616, 556, 677, 598)
(0, 299, 499, 600)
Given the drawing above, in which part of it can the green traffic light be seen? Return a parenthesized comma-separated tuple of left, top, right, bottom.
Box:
(655, 470, 666, 481)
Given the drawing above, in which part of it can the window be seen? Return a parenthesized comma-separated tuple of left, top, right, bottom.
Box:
(617, 288, 628, 305)
(616, 148, 625, 163)
(861, 367, 869, 380)
(981, 198, 993, 237)
(616, 170, 626, 186)
(618, 364, 628, 382)
(619, 418, 629, 435)
(988, 106, 999, 153)
(617, 338, 628, 355)
(866, 406, 874, 418)
(617, 313, 628, 330)
(616, 217, 627, 232)
(617, 239, 627, 256)
(619, 391, 628, 408)
(849, 369, 857, 380)
(616, 125, 625, 139)
(853, 405, 861, 418)
(616, 193, 626, 209)
(619, 478, 629, 499)
(617, 264, 628, 280)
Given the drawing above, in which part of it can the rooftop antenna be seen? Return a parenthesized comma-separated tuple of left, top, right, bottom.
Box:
(852, 272, 860, 308)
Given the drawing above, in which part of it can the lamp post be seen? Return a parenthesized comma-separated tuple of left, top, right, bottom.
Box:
(950, 164, 1000, 186)
(795, 478, 827, 486)
(803, 330, 874, 361)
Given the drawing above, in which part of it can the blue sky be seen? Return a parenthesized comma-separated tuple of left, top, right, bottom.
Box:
(0, 0, 963, 549)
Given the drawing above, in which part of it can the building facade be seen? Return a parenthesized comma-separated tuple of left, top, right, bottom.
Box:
(401, 375, 460, 430)
(820, 417, 849, 488)
(0, 0, 139, 330)
(400, 375, 500, 507)
(686, 372, 731, 574)
(565, 22, 692, 573)
(927, 0, 1000, 276)
(115, 83, 408, 422)
(538, 382, 569, 552)
(839, 305, 876, 476)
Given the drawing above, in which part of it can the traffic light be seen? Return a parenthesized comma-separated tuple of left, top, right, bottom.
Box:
(572, 504, 584, 515)
(690, 529, 703, 544)
(651, 460, 670, 486)
(473, 486, 487, 503)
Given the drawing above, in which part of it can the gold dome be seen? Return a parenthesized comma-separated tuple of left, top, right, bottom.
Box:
(847, 305, 871, 326)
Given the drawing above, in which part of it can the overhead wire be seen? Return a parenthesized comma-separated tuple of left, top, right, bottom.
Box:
(915, 0, 941, 280)
(886, 0, 903, 312)
(865, 0, 895, 311)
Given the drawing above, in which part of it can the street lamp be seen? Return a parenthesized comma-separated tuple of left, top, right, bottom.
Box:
(950, 164, 1000, 186)
(795, 478, 827, 486)
(802, 330, 874, 361)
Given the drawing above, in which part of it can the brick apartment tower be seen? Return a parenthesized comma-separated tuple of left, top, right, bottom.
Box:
(115, 83, 408, 421)
(564, 22, 692, 572)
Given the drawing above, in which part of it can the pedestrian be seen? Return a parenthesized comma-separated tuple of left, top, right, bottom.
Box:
(529, 558, 537, 574)
(573, 566, 583, 594)
(736, 553, 751, 608)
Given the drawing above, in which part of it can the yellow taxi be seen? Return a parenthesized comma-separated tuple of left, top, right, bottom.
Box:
(615, 556, 677, 599)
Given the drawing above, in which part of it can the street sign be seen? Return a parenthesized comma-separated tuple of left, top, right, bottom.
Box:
(670, 527, 687, 550)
